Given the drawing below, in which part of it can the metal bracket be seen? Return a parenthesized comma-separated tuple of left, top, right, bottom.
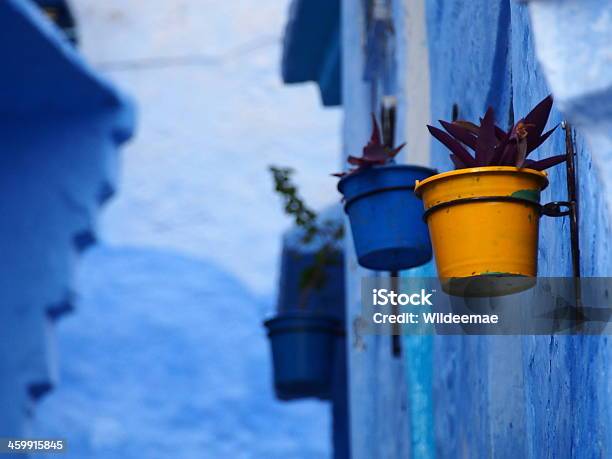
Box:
(352, 316, 367, 352)
(390, 273, 401, 357)
(562, 121, 580, 278)
(381, 96, 397, 148)
(540, 201, 573, 217)
(561, 121, 584, 328)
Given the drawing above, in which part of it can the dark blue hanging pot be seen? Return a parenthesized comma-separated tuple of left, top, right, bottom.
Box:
(338, 164, 436, 271)
(265, 205, 346, 400)
(264, 314, 343, 401)
(276, 245, 345, 321)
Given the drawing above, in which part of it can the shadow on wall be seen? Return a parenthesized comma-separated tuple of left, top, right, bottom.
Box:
(31, 245, 330, 459)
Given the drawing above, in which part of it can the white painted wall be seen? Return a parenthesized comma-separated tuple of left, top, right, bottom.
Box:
(31, 1, 342, 457)
(73, 0, 342, 299)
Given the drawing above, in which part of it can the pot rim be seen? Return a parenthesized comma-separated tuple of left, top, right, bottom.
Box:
(263, 313, 342, 328)
(264, 313, 345, 337)
(337, 163, 437, 194)
(414, 166, 549, 197)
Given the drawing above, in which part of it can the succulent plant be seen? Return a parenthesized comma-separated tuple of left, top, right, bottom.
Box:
(427, 95, 566, 171)
(334, 114, 405, 177)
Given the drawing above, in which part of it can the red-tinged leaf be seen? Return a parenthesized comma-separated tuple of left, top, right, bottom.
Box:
(523, 154, 566, 171)
(524, 94, 553, 138)
(427, 125, 476, 167)
(489, 129, 510, 165)
(450, 154, 466, 169)
(347, 155, 366, 165)
(335, 114, 406, 176)
(333, 167, 360, 177)
(499, 142, 517, 166)
(440, 120, 477, 150)
(366, 113, 382, 148)
(349, 154, 386, 166)
(527, 124, 558, 155)
(523, 159, 535, 168)
(494, 125, 507, 140)
(515, 138, 528, 167)
(453, 120, 480, 135)
(475, 107, 497, 165)
(362, 144, 391, 161)
(388, 142, 406, 158)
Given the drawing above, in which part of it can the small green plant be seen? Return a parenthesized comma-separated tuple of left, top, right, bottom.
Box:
(269, 166, 344, 308)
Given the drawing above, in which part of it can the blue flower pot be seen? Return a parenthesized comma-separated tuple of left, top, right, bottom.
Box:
(264, 314, 343, 400)
(276, 246, 345, 321)
(338, 164, 436, 271)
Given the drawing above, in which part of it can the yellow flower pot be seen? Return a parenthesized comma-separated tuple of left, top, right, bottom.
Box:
(415, 166, 548, 284)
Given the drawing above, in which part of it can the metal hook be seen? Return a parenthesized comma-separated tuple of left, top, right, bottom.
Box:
(541, 201, 573, 217)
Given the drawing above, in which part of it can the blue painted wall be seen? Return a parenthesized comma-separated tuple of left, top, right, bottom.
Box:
(426, 1, 610, 457)
(0, 0, 134, 441)
(339, 0, 611, 457)
(341, 0, 414, 457)
(282, 0, 341, 106)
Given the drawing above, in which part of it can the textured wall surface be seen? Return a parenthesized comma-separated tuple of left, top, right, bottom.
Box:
(426, 1, 610, 457)
(31, 0, 341, 457)
(342, 0, 413, 457)
(0, 0, 134, 443)
(344, 0, 611, 457)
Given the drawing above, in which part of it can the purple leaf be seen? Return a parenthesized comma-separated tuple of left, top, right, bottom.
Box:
(499, 142, 517, 166)
(335, 113, 407, 177)
(494, 125, 507, 140)
(524, 154, 566, 171)
(428, 95, 559, 172)
(475, 107, 497, 165)
(361, 113, 396, 161)
(453, 120, 480, 135)
(363, 144, 391, 161)
(428, 125, 476, 167)
(527, 124, 558, 155)
(489, 129, 510, 165)
(347, 155, 367, 165)
(365, 113, 382, 149)
(515, 138, 528, 168)
(388, 142, 406, 158)
(449, 154, 467, 169)
(524, 94, 553, 138)
(440, 120, 477, 150)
